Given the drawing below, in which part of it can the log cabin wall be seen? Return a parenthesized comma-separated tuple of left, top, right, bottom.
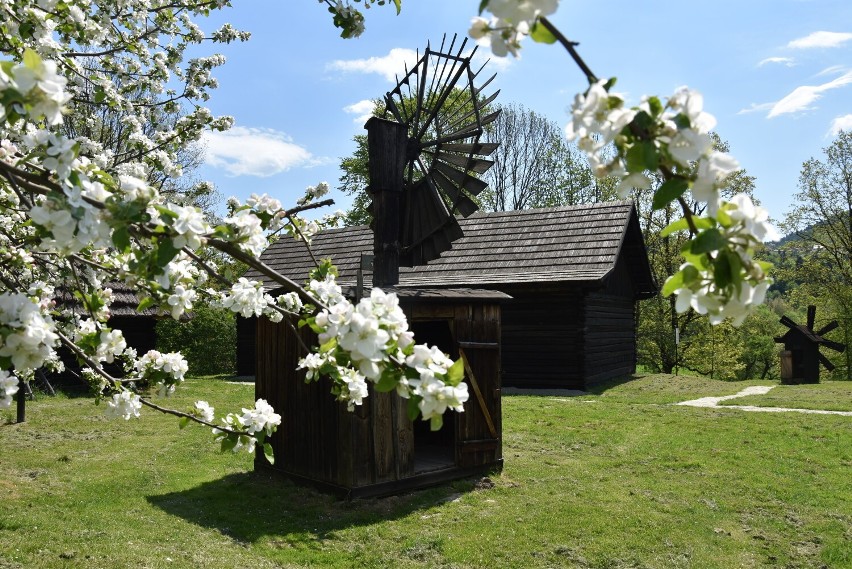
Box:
(583, 256, 639, 387)
(500, 289, 585, 390)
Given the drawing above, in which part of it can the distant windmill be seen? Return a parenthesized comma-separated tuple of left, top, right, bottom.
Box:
(775, 305, 847, 383)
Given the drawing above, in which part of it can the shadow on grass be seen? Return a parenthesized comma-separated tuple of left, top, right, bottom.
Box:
(147, 470, 474, 544)
(585, 373, 643, 395)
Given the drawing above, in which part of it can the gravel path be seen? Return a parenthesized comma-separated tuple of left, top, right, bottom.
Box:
(676, 385, 852, 417)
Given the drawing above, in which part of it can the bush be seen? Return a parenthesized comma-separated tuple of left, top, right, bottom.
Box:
(156, 304, 236, 376)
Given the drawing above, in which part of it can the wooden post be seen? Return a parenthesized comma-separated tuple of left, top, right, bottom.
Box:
(16, 377, 25, 423)
(365, 117, 408, 287)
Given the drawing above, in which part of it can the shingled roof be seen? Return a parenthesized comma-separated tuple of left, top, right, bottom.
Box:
(250, 200, 656, 298)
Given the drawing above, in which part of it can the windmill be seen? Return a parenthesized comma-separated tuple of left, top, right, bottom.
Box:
(365, 34, 500, 286)
(775, 305, 847, 383)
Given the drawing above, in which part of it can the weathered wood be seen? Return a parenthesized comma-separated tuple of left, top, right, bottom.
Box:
(366, 117, 408, 287)
(459, 347, 497, 440)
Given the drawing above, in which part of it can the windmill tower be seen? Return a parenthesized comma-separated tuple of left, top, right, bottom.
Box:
(365, 34, 500, 286)
(776, 305, 847, 383)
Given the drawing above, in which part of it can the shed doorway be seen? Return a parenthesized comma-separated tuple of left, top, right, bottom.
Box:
(410, 319, 457, 474)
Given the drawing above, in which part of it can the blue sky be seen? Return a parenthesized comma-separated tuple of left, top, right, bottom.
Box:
(195, 1, 852, 230)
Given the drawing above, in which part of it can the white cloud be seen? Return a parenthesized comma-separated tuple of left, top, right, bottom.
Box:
(327, 48, 418, 82)
(829, 114, 852, 135)
(327, 46, 513, 85)
(817, 64, 847, 77)
(344, 99, 378, 125)
(787, 31, 852, 49)
(757, 56, 796, 67)
(767, 70, 852, 117)
(202, 126, 327, 177)
(737, 102, 776, 115)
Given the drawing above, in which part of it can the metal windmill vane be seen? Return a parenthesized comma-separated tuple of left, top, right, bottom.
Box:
(365, 34, 500, 286)
(775, 305, 847, 383)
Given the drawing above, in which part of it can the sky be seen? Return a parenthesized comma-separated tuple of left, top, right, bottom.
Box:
(192, 0, 852, 230)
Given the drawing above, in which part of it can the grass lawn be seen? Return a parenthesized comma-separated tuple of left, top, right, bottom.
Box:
(717, 382, 852, 412)
(1, 374, 851, 568)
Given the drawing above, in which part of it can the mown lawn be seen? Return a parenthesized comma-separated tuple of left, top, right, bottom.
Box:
(1, 375, 850, 569)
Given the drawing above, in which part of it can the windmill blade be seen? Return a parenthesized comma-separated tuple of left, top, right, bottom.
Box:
(433, 160, 489, 196)
(384, 96, 405, 124)
(821, 339, 847, 353)
(818, 352, 836, 372)
(400, 178, 451, 249)
(816, 320, 839, 336)
(779, 315, 798, 329)
(434, 109, 501, 143)
(806, 305, 816, 330)
(425, 149, 493, 174)
(399, 179, 463, 266)
(443, 90, 501, 134)
(441, 142, 499, 156)
(430, 168, 479, 217)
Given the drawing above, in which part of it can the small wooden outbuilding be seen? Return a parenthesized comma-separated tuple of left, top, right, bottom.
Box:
(244, 201, 656, 390)
(254, 287, 507, 498)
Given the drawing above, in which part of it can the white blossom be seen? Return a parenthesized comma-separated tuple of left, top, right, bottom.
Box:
(105, 390, 142, 420)
(0, 370, 20, 409)
(194, 400, 215, 423)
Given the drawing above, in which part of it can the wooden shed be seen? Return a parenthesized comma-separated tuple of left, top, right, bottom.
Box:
(254, 287, 507, 498)
(246, 200, 656, 391)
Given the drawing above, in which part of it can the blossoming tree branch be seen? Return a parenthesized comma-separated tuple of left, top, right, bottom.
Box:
(0, 0, 467, 461)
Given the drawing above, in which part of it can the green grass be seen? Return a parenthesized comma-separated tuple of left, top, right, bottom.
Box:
(1, 374, 851, 568)
(716, 381, 852, 412)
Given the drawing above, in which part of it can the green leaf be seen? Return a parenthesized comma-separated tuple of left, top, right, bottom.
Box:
(603, 77, 618, 91)
(660, 218, 690, 237)
(652, 178, 689, 210)
(179, 416, 190, 430)
(153, 204, 178, 220)
(136, 297, 155, 312)
(690, 228, 726, 254)
(374, 368, 398, 393)
(626, 141, 658, 174)
(647, 96, 663, 117)
(319, 337, 337, 354)
(263, 443, 275, 465)
(156, 239, 180, 267)
(392, 0, 402, 14)
(530, 21, 557, 44)
(219, 435, 238, 453)
(446, 358, 465, 385)
(407, 397, 421, 421)
(714, 251, 734, 288)
(22, 48, 41, 70)
(715, 208, 732, 228)
(430, 414, 444, 432)
(478, 0, 489, 14)
(112, 226, 131, 252)
(661, 271, 685, 297)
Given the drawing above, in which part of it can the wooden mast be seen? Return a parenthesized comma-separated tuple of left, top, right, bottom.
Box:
(365, 116, 408, 287)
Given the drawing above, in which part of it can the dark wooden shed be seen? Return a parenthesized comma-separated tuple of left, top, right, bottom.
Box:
(247, 201, 656, 391)
(254, 287, 507, 498)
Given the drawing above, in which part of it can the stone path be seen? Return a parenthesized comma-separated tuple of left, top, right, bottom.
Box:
(676, 385, 852, 417)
